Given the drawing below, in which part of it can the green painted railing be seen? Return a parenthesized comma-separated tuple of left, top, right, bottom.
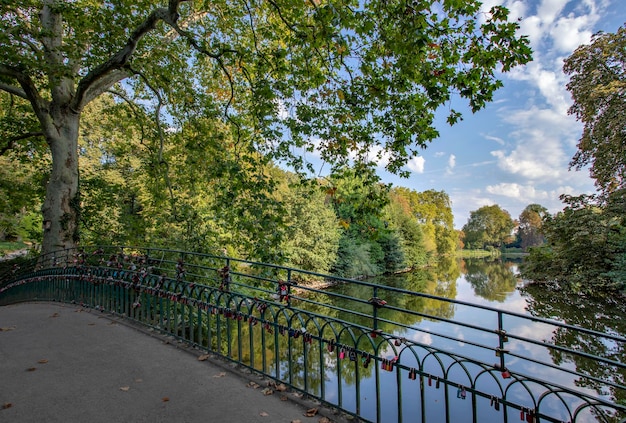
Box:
(1, 246, 625, 423)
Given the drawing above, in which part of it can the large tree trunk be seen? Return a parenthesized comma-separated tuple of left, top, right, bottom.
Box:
(41, 110, 80, 257)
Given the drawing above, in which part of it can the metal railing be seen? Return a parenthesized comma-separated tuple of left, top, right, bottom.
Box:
(1, 246, 624, 423)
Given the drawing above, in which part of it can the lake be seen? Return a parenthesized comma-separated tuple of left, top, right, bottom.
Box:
(310, 257, 626, 422)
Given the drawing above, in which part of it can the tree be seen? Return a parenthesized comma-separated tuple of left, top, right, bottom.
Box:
(517, 203, 548, 251)
(461, 205, 514, 250)
(0, 1, 532, 257)
(563, 25, 626, 195)
(282, 180, 341, 276)
(521, 24, 626, 294)
(411, 189, 456, 256)
(521, 192, 626, 293)
(384, 188, 428, 268)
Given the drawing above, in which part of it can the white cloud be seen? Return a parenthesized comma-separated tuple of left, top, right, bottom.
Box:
(407, 156, 425, 174)
(448, 154, 456, 169)
(485, 182, 549, 200)
(537, 0, 569, 25)
(550, 14, 595, 52)
(490, 105, 584, 181)
(482, 134, 506, 146)
(445, 154, 456, 175)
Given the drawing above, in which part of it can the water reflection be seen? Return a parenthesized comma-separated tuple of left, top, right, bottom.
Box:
(462, 258, 519, 302)
(522, 284, 626, 410)
(232, 258, 625, 422)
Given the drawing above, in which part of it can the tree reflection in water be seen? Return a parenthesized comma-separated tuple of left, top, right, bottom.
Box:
(522, 284, 626, 409)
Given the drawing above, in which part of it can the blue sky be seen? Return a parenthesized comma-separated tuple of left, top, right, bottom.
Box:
(363, 0, 625, 229)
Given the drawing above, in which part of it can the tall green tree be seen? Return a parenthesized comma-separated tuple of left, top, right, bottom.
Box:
(0, 1, 531, 256)
(517, 203, 548, 251)
(282, 180, 341, 276)
(461, 204, 514, 250)
(411, 189, 456, 256)
(327, 165, 393, 277)
(384, 188, 428, 268)
(563, 25, 626, 195)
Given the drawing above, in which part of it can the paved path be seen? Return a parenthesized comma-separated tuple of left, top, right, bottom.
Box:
(0, 303, 347, 423)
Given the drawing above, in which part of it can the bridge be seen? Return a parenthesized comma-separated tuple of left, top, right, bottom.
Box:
(1, 246, 625, 423)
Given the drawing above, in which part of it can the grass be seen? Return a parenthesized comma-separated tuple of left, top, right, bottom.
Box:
(0, 241, 29, 253)
(457, 249, 500, 259)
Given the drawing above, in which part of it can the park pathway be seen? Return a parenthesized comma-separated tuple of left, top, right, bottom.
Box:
(0, 303, 343, 423)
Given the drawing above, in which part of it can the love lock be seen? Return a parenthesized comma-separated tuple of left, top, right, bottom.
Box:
(361, 353, 371, 368)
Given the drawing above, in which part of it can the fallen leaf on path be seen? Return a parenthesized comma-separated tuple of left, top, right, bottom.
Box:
(261, 387, 273, 396)
(0, 326, 16, 331)
(291, 420, 302, 423)
(197, 354, 210, 361)
(212, 372, 226, 378)
(2, 403, 12, 410)
(88, 323, 96, 326)
(280, 395, 288, 401)
(135, 379, 143, 383)
(259, 411, 269, 417)
(26, 367, 37, 372)
(318, 417, 332, 423)
(120, 386, 130, 392)
(37, 359, 48, 364)
(49, 313, 59, 318)
(246, 381, 260, 389)
(162, 397, 170, 402)
(275, 383, 288, 392)
(304, 407, 318, 417)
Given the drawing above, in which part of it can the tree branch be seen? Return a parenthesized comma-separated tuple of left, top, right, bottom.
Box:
(105, 89, 147, 143)
(0, 131, 44, 155)
(0, 64, 51, 133)
(0, 80, 28, 99)
(73, 2, 187, 111)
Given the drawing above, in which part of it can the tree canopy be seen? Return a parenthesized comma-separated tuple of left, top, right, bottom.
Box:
(517, 203, 548, 251)
(521, 192, 626, 294)
(563, 24, 626, 195)
(0, 1, 532, 256)
(461, 204, 514, 250)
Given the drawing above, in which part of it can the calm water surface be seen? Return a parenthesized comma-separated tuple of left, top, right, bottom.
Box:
(315, 258, 626, 422)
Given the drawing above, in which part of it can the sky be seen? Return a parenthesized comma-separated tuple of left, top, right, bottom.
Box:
(355, 0, 626, 229)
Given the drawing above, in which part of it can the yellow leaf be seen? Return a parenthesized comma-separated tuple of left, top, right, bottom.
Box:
(304, 407, 318, 417)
